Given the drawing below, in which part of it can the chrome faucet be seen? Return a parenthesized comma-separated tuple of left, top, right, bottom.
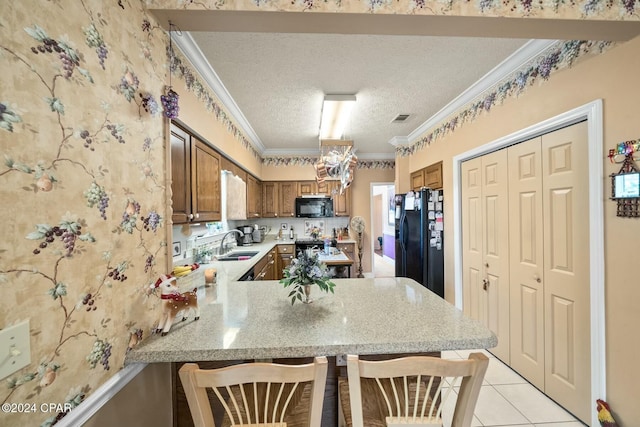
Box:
(219, 229, 244, 255)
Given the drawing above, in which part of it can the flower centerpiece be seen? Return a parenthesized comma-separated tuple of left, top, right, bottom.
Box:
(280, 250, 335, 304)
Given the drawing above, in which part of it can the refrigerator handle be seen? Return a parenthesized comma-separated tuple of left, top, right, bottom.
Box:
(401, 214, 409, 250)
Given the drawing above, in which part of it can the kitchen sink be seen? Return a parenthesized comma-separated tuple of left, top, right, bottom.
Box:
(217, 251, 259, 261)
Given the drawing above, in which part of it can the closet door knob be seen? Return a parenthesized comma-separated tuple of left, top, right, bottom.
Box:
(534, 274, 541, 283)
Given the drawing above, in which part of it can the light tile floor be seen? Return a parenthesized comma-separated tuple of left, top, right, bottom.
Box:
(441, 349, 586, 427)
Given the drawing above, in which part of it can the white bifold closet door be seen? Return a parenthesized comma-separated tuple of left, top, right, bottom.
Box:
(463, 121, 590, 423)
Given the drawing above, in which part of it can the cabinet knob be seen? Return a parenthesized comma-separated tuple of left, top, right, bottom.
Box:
(482, 279, 489, 291)
(195, 213, 199, 219)
(485, 262, 489, 268)
(534, 274, 541, 283)
(188, 213, 194, 220)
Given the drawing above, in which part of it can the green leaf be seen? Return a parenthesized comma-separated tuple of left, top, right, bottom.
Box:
(24, 24, 48, 42)
(77, 67, 94, 84)
(46, 97, 65, 115)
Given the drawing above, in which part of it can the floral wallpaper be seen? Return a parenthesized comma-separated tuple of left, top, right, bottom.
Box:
(0, 1, 170, 425)
(262, 156, 395, 169)
(147, 0, 640, 19)
(0, 0, 636, 426)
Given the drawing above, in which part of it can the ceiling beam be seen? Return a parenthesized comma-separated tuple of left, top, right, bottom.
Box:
(150, 10, 640, 41)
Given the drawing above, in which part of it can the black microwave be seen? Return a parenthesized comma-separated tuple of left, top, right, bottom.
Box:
(295, 197, 334, 218)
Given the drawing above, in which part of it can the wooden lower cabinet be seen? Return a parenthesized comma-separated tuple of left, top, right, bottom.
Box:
(276, 244, 294, 280)
(254, 248, 276, 281)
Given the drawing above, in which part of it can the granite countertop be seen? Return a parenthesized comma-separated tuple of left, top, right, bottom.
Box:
(174, 236, 357, 287)
(126, 276, 497, 364)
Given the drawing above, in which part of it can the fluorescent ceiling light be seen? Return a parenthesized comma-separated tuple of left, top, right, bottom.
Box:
(319, 94, 356, 140)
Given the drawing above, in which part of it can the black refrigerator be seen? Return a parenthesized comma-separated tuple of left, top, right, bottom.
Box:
(394, 188, 444, 298)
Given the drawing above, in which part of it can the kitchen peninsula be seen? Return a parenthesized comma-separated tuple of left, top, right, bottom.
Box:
(126, 274, 496, 363)
(126, 246, 496, 426)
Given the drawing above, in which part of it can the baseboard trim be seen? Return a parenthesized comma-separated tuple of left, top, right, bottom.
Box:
(55, 363, 147, 427)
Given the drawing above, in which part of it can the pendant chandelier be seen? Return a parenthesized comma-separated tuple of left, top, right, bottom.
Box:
(315, 95, 357, 194)
(315, 139, 357, 194)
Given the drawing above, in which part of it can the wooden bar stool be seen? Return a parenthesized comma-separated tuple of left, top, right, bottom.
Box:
(179, 357, 328, 427)
(339, 353, 488, 427)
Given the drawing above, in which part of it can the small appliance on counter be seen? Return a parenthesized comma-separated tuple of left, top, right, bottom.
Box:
(251, 225, 270, 243)
(237, 226, 254, 246)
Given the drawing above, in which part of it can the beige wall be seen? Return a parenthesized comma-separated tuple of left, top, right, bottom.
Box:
(83, 364, 173, 427)
(261, 163, 316, 181)
(405, 36, 640, 425)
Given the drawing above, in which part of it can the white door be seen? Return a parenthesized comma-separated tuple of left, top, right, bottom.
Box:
(461, 158, 483, 320)
(462, 150, 510, 362)
(481, 149, 511, 363)
(542, 122, 590, 423)
(508, 137, 545, 389)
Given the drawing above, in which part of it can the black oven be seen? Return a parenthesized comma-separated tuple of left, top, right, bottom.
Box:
(295, 197, 334, 218)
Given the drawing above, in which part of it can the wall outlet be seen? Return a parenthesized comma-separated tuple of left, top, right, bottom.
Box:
(0, 320, 31, 380)
(336, 354, 347, 366)
(172, 242, 181, 257)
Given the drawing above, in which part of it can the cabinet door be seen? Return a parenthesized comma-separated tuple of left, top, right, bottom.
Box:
(192, 139, 222, 222)
(410, 170, 424, 191)
(170, 124, 191, 224)
(424, 161, 443, 189)
(262, 182, 278, 217)
(298, 181, 317, 196)
(331, 182, 351, 217)
(247, 174, 262, 218)
(276, 244, 295, 279)
(317, 180, 330, 195)
(278, 182, 296, 217)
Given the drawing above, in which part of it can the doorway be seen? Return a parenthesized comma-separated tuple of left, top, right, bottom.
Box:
(370, 183, 395, 277)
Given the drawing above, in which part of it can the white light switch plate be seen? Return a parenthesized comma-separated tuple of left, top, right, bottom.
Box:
(0, 320, 31, 380)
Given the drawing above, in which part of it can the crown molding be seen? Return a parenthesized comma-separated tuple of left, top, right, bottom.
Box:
(173, 32, 266, 154)
(405, 39, 558, 144)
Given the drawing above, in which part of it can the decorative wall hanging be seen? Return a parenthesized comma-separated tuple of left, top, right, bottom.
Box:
(609, 140, 640, 218)
(161, 21, 180, 119)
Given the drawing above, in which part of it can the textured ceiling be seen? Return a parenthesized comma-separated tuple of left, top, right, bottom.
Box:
(189, 32, 529, 158)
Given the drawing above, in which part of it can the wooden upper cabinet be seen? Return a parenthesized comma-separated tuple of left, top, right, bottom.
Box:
(170, 124, 222, 224)
(170, 125, 192, 224)
(262, 181, 278, 218)
(298, 180, 331, 196)
(192, 138, 222, 222)
(331, 182, 351, 217)
(410, 161, 443, 191)
(424, 161, 443, 189)
(410, 169, 425, 191)
(278, 182, 296, 217)
(246, 174, 262, 218)
(298, 181, 316, 196)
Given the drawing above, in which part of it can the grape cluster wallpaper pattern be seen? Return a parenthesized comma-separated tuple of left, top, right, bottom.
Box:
(0, 1, 169, 425)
